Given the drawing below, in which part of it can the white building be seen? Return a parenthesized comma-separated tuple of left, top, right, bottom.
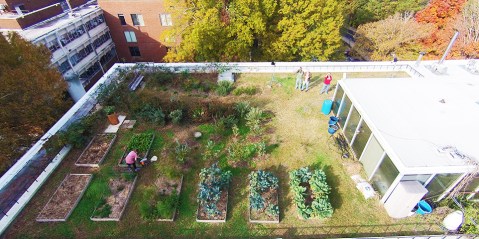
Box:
(332, 60, 479, 217)
(2, 2, 116, 101)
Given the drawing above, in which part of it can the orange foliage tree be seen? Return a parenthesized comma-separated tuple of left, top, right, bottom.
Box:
(0, 33, 71, 175)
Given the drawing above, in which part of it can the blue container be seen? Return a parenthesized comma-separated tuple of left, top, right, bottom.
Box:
(329, 116, 339, 125)
(321, 100, 333, 115)
(416, 200, 432, 215)
(328, 125, 338, 135)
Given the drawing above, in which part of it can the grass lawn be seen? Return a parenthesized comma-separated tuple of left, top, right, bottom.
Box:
(5, 71, 446, 238)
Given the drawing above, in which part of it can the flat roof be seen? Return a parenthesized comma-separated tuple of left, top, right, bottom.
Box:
(340, 75, 479, 169)
(17, 4, 100, 41)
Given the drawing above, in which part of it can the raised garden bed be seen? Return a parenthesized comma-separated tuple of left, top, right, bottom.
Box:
(289, 167, 333, 220)
(36, 174, 92, 222)
(138, 175, 183, 221)
(75, 134, 117, 167)
(248, 170, 280, 223)
(118, 132, 155, 167)
(196, 163, 231, 223)
(90, 174, 138, 221)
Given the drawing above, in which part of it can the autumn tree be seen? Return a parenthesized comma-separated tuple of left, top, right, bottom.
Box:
(0, 33, 71, 175)
(269, 0, 345, 61)
(415, 0, 467, 28)
(454, 0, 479, 57)
(352, 13, 433, 60)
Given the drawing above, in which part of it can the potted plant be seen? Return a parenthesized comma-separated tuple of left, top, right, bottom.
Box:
(104, 106, 119, 125)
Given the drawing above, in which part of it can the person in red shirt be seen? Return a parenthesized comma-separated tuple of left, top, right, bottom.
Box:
(320, 73, 333, 94)
(125, 149, 140, 172)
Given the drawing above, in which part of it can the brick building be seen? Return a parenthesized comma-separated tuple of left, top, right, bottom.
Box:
(98, 0, 171, 62)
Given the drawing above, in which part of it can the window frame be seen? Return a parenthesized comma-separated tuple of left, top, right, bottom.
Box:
(118, 14, 127, 26)
(160, 13, 173, 26)
(129, 46, 141, 57)
(131, 14, 145, 26)
(124, 31, 137, 43)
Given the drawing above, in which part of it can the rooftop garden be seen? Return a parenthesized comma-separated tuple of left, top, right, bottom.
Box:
(5, 67, 452, 238)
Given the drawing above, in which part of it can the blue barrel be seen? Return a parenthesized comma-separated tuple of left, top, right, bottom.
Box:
(328, 125, 338, 134)
(329, 116, 339, 125)
(416, 200, 432, 215)
(321, 100, 333, 115)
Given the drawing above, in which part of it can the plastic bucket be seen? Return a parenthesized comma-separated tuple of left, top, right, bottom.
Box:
(416, 200, 432, 215)
(321, 100, 333, 115)
(328, 125, 338, 135)
(329, 116, 339, 125)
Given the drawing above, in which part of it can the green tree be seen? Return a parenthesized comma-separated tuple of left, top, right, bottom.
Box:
(352, 13, 433, 60)
(269, 0, 345, 61)
(0, 33, 71, 175)
(348, 0, 428, 27)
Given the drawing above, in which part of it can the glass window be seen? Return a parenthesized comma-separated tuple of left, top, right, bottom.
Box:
(371, 154, 399, 197)
(344, 106, 360, 143)
(360, 135, 384, 178)
(124, 31, 137, 43)
(118, 14, 126, 25)
(337, 94, 351, 127)
(401, 174, 432, 185)
(332, 84, 344, 115)
(160, 14, 173, 26)
(426, 174, 461, 200)
(131, 14, 144, 26)
(129, 46, 141, 56)
(351, 120, 371, 158)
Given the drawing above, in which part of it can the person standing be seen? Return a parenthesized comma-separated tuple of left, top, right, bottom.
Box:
(302, 71, 311, 91)
(320, 73, 333, 94)
(125, 149, 140, 172)
(295, 67, 303, 90)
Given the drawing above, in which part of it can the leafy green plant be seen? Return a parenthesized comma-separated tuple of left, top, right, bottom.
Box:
(174, 140, 190, 163)
(217, 115, 238, 130)
(232, 86, 257, 96)
(226, 139, 256, 163)
(103, 106, 115, 115)
(216, 81, 234, 96)
(197, 163, 232, 217)
(266, 204, 279, 217)
(203, 140, 220, 161)
(139, 187, 179, 220)
(289, 167, 333, 219)
(127, 132, 154, 155)
(234, 101, 251, 119)
(169, 109, 183, 125)
(249, 170, 279, 212)
(137, 104, 165, 125)
(246, 107, 263, 134)
(192, 108, 207, 121)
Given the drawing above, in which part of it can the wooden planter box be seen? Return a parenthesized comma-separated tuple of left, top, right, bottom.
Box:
(196, 184, 229, 223)
(36, 174, 93, 222)
(157, 176, 183, 222)
(118, 134, 155, 167)
(75, 134, 117, 167)
(90, 176, 138, 221)
(248, 188, 280, 224)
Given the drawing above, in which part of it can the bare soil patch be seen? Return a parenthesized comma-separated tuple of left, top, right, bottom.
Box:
(75, 134, 116, 167)
(37, 174, 92, 221)
(250, 187, 279, 222)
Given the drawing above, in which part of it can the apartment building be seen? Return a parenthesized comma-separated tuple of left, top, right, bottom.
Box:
(0, 0, 117, 101)
(98, 0, 171, 62)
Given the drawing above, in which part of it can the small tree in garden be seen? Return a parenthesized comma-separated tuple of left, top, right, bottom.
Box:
(197, 163, 232, 217)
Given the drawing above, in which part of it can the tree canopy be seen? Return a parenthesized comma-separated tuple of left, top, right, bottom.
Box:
(0, 33, 71, 175)
(163, 0, 344, 62)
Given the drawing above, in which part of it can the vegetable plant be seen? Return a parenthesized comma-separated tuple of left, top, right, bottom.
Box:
(127, 132, 154, 155)
(289, 167, 333, 219)
(174, 140, 190, 163)
(249, 170, 279, 218)
(197, 163, 232, 217)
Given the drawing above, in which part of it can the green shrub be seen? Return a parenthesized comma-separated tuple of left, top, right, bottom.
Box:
(234, 101, 251, 119)
(246, 107, 264, 134)
(174, 140, 190, 163)
(169, 109, 183, 125)
(217, 115, 238, 130)
(216, 81, 234, 96)
(232, 86, 257, 96)
(137, 104, 165, 125)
